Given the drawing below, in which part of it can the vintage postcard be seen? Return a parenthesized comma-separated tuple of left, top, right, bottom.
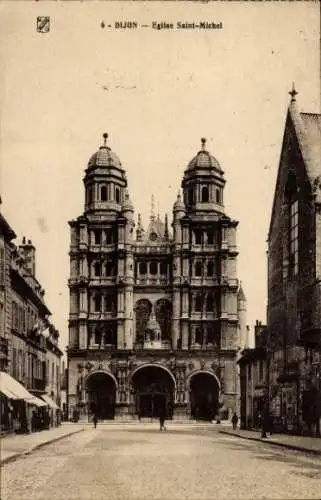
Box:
(0, 1, 320, 499)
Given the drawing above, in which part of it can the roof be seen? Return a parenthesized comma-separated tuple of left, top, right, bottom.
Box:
(0, 213, 16, 241)
(88, 146, 122, 169)
(186, 138, 223, 173)
(299, 112, 321, 199)
(237, 283, 246, 301)
(142, 214, 169, 243)
(268, 98, 321, 240)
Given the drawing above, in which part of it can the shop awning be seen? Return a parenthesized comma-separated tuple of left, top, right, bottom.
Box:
(0, 371, 46, 407)
(27, 395, 47, 407)
(41, 394, 60, 410)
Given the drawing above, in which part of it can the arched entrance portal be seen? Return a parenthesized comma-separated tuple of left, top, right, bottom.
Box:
(131, 366, 174, 419)
(86, 372, 116, 420)
(190, 372, 219, 421)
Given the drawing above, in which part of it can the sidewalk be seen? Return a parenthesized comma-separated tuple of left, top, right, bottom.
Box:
(218, 425, 321, 456)
(0, 423, 85, 465)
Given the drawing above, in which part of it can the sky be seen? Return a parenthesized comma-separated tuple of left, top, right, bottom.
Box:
(0, 1, 320, 355)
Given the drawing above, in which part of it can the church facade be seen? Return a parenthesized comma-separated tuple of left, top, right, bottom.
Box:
(67, 135, 247, 421)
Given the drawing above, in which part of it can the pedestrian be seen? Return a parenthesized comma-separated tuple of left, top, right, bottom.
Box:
(159, 405, 166, 432)
(93, 413, 98, 429)
(268, 413, 274, 436)
(232, 412, 238, 431)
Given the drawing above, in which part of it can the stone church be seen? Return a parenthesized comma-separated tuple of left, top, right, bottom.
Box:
(67, 134, 247, 421)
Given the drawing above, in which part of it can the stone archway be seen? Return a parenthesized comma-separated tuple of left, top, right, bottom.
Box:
(130, 365, 175, 419)
(86, 371, 116, 420)
(189, 371, 220, 421)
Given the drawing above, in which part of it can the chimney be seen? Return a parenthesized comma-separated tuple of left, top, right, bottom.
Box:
(19, 237, 36, 276)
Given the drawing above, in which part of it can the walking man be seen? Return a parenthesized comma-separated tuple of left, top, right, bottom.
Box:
(93, 413, 98, 429)
(159, 404, 167, 432)
(232, 412, 239, 431)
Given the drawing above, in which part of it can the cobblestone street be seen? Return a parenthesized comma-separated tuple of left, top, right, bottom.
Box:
(2, 424, 321, 499)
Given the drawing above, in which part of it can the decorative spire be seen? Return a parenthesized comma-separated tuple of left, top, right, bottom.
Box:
(201, 137, 207, 150)
(157, 201, 160, 220)
(289, 83, 298, 103)
(150, 195, 156, 221)
(164, 213, 169, 239)
(102, 132, 108, 146)
(136, 213, 144, 241)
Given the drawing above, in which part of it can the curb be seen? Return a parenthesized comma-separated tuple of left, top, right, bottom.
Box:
(219, 430, 321, 456)
(1, 428, 85, 466)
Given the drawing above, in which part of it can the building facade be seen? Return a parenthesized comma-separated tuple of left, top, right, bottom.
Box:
(267, 89, 321, 435)
(67, 135, 247, 421)
(238, 321, 267, 430)
(0, 208, 63, 432)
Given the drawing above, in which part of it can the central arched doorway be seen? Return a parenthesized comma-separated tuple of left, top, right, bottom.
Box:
(131, 366, 175, 419)
(86, 372, 116, 420)
(189, 372, 220, 421)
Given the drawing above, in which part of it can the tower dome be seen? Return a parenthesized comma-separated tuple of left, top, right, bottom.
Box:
(87, 133, 122, 170)
(187, 138, 223, 173)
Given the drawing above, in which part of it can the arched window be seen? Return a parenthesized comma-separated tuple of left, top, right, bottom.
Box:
(188, 188, 194, 205)
(94, 230, 101, 245)
(135, 299, 152, 343)
(216, 189, 220, 204)
(289, 200, 299, 275)
(94, 294, 101, 312)
(105, 228, 113, 244)
(101, 185, 107, 201)
(195, 262, 203, 277)
(94, 328, 102, 345)
(115, 188, 120, 203)
(160, 262, 167, 275)
(139, 262, 147, 275)
(285, 173, 299, 278)
(105, 294, 116, 312)
(94, 262, 101, 277)
(207, 261, 214, 277)
(155, 299, 172, 341)
(207, 292, 214, 311)
(195, 294, 203, 312)
(150, 261, 158, 275)
(195, 230, 202, 245)
(195, 328, 202, 344)
(201, 186, 209, 202)
(106, 261, 114, 277)
(207, 231, 215, 244)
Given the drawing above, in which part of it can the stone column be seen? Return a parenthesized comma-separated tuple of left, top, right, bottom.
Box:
(182, 322, 189, 350)
(79, 322, 87, 349)
(172, 289, 180, 349)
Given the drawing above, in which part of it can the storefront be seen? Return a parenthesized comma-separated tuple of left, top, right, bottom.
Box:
(0, 371, 47, 433)
(41, 394, 61, 427)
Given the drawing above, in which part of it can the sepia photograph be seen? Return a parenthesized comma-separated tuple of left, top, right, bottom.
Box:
(0, 1, 320, 498)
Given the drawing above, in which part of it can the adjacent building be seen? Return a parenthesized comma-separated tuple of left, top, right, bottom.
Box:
(267, 88, 321, 434)
(67, 134, 247, 421)
(238, 321, 268, 430)
(0, 207, 63, 433)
